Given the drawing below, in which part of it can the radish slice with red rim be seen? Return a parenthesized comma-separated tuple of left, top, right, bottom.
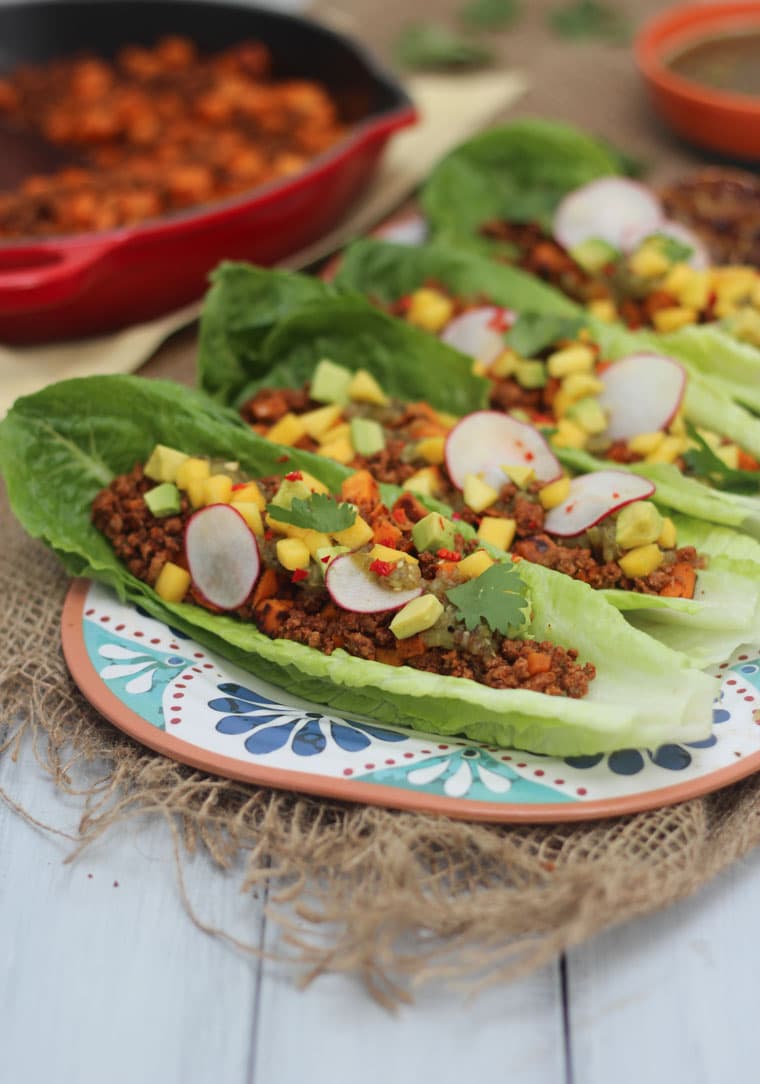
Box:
(543, 471, 656, 537)
(326, 554, 422, 614)
(185, 503, 261, 610)
(598, 353, 687, 441)
(440, 306, 515, 368)
(445, 411, 562, 490)
(622, 219, 710, 269)
(553, 178, 663, 252)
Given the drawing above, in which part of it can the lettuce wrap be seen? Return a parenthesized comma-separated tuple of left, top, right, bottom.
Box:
(332, 237, 760, 537)
(0, 375, 718, 756)
(196, 262, 760, 663)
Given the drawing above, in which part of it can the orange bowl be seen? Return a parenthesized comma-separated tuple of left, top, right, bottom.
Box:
(635, 1, 760, 158)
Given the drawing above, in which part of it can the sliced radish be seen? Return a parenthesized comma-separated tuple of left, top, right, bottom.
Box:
(598, 353, 687, 441)
(440, 306, 515, 368)
(553, 178, 663, 252)
(445, 411, 562, 490)
(326, 554, 422, 614)
(543, 471, 656, 537)
(622, 219, 710, 269)
(185, 504, 261, 610)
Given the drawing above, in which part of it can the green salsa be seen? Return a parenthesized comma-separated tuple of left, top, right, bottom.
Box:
(667, 29, 760, 97)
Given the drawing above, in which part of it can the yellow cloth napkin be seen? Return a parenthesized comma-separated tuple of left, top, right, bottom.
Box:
(0, 70, 525, 418)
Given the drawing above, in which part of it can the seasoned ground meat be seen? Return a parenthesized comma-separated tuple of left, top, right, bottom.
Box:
(92, 463, 596, 698)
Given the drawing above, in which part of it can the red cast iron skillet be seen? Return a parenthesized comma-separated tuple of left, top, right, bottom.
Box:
(0, 0, 416, 343)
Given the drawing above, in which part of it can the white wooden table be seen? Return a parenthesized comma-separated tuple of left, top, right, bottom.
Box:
(2, 733, 759, 1084)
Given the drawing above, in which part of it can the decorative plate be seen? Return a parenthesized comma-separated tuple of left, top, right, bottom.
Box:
(62, 579, 760, 823)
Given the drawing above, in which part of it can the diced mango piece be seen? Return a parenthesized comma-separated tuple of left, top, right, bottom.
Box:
(658, 517, 677, 550)
(668, 411, 686, 437)
(186, 480, 207, 509)
(678, 269, 710, 311)
(501, 464, 535, 488)
(477, 516, 516, 550)
(300, 404, 344, 439)
(231, 482, 266, 510)
(628, 431, 665, 456)
(463, 473, 499, 513)
(561, 372, 605, 403)
(402, 467, 441, 498)
(333, 514, 374, 549)
(414, 436, 446, 465)
(713, 299, 738, 319)
(318, 422, 351, 444)
(267, 412, 306, 446)
(645, 435, 688, 464)
(233, 502, 264, 535)
(539, 476, 571, 510)
(716, 443, 740, 469)
(457, 550, 495, 580)
(298, 471, 330, 495)
(435, 410, 460, 430)
(629, 245, 670, 279)
(203, 474, 233, 505)
(472, 360, 488, 378)
(546, 344, 595, 378)
(587, 299, 617, 323)
(302, 530, 332, 558)
(663, 262, 693, 296)
(390, 593, 444, 639)
(552, 418, 588, 449)
(615, 501, 663, 549)
(752, 279, 760, 308)
(276, 537, 311, 571)
(652, 306, 698, 333)
(154, 561, 191, 603)
(319, 436, 354, 464)
(732, 307, 760, 348)
(491, 349, 520, 377)
(618, 543, 664, 578)
(175, 456, 210, 492)
(144, 444, 189, 484)
(348, 368, 388, 406)
(696, 427, 722, 451)
(369, 544, 418, 565)
(712, 266, 757, 303)
(406, 288, 455, 333)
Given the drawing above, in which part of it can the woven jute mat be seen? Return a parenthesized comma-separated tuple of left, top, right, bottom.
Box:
(3, 0, 760, 1004)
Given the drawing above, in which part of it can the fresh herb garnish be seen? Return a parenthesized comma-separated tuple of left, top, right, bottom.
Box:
(446, 561, 529, 636)
(548, 0, 630, 43)
(393, 22, 493, 71)
(683, 425, 760, 494)
(459, 0, 521, 30)
(504, 313, 587, 357)
(267, 493, 357, 533)
(647, 233, 694, 264)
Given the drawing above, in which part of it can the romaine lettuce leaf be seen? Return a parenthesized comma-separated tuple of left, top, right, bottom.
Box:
(0, 375, 717, 756)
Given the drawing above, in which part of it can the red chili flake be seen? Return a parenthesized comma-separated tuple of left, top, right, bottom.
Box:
(612, 491, 620, 499)
(524, 451, 535, 461)
(369, 559, 395, 577)
(285, 471, 303, 482)
(437, 548, 460, 562)
(264, 529, 275, 541)
(486, 308, 513, 333)
(565, 502, 576, 514)
(231, 482, 251, 491)
(291, 568, 309, 583)
(392, 507, 407, 524)
(451, 511, 463, 521)
(276, 454, 291, 463)
(398, 294, 412, 312)
(320, 555, 331, 563)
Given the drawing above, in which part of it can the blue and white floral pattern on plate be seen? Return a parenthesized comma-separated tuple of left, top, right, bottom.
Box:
(78, 581, 760, 813)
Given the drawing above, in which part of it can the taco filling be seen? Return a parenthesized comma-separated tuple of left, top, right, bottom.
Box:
(238, 363, 704, 599)
(91, 450, 596, 696)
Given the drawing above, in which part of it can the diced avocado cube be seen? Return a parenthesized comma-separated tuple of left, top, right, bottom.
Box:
(615, 500, 663, 550)
(310, 359, 353, 405)
(144, 483, 181, 518)
(565, 396, 608, 436)
(315, 545, 350, 577)
(144, 444, 189, 484)
(515, 359, 547, 389)
(570, 238, 619, 274)
(411, 512, 458, 554)
(271, 477, 313, 509)
(349, 417, 386, 457)
(390, 594, 444, 639)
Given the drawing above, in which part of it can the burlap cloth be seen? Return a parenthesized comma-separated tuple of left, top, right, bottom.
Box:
(3, 0, 760, 1004)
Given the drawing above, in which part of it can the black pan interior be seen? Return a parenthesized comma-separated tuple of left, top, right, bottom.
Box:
(0, 0, 409, 124)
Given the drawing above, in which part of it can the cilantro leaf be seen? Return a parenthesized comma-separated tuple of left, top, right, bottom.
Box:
(549, 0, 630, 43)
(446, 561, 529, 636)
(503, 313, 587, 357)
(459, 0, 521, 30)
(648, 233, 694, 263)
(683, 424, 760, 494)
(268, 492, 357, 532)
(393, 22, 493, 71)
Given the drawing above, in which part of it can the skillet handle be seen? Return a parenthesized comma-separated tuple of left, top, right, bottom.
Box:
(0, 237, 115, 312)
